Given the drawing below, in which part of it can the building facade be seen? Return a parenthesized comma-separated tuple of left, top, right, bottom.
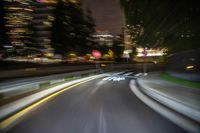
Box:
(92, 30, 114, 47)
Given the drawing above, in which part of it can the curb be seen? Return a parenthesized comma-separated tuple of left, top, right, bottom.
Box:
(135, 78, 200, 123)
(130, 79, 200, 133)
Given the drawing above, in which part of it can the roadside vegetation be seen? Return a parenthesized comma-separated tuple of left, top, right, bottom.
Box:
(160, 72, 200, 89)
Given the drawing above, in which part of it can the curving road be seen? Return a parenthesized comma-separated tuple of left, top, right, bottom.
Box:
(6, 72, 186, 133)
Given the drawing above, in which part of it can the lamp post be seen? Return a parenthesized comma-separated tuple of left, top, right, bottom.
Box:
(142, 47, 147, 75)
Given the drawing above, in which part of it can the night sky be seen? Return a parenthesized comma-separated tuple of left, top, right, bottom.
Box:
(82, 0, 125, 35)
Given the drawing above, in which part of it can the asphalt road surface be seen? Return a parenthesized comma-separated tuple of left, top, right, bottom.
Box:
(6, 73, 186, 133)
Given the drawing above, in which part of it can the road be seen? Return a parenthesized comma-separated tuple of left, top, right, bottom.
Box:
(6, 72, 186, 133)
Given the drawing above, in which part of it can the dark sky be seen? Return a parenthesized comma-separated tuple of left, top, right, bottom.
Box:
(82, 0, 125, 35)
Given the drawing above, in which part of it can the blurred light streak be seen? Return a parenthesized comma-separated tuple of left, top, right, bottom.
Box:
(186, 65, 194, 70)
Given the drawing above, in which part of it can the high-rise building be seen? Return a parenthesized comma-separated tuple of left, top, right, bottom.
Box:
(2, 0, 83, 57)
(92, 30, 114, 47)
(2, 0, 58, 57)
(31, 0, 57, 57)
(3, 0, 33, 54)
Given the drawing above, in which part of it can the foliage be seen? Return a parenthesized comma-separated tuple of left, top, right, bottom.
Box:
(160, 72, 200, 89)
(120, 0, 200, 53)
(112, 36, 124, 58)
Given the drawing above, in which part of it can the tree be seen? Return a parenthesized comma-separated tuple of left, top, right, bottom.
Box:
(120, 0, 200, 53)
(112, 36, 124, 59)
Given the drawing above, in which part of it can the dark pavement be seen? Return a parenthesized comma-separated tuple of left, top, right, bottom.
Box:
(6, 74, 186, 133)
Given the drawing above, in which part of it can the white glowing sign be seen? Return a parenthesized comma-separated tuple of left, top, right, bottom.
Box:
(136, 47, 167, 57)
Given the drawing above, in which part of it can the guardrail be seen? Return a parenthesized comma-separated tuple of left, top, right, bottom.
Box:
(135, 78, 200, 123)
(0, 69, 101, 100)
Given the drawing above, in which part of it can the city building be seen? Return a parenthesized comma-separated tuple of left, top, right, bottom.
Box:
(2, 0, 58, 57)
(92, 30, 114, 47)
(3, 0, 34, 54)
(31, 0, 57, 57)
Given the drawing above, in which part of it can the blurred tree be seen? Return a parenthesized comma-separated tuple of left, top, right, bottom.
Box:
(120, 0, 200, 53)
(112, 36, 124, 59)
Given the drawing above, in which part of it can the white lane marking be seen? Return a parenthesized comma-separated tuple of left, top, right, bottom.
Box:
(143, 73, 148, 76)
(134, 73, 142, 77)
(90, 86, 100, 95)
(113, 77, 119, 81)
(113, 77, 125, 81)
(102, 77, 111, 81)
(123, 72, 133, 76)
(108, 77, 115, 81)
(112, 72, 125, 75)
(102, 76, 125, 82)
(90, 80, 107, 95)
(117, 77, 125, 81)
(99, 108, 107, 133)
(129, 80, 200, 133)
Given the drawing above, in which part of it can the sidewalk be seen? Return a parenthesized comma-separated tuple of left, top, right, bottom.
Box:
(136, 72, 200, 123)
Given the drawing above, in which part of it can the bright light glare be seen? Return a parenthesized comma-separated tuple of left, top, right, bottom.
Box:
(186, 65, 194, 70)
